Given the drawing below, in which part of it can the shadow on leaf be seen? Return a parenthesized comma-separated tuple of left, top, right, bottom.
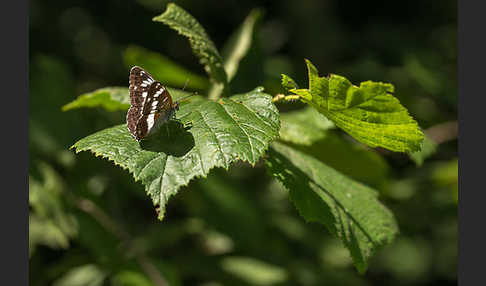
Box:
(266, 145, 378, 272)
(139, 121, 194, 157)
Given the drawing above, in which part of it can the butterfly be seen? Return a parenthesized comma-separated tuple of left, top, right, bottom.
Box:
(126, 66, 191, 141)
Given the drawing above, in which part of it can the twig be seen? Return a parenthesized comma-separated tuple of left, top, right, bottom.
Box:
(424, 120, 458, 144)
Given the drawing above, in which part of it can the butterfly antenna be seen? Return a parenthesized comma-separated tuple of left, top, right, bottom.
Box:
(176, 79, 196, 103)
(177, 79, 197, 103)
(182, 79, 189, 92)
(177, 92, 198, 103)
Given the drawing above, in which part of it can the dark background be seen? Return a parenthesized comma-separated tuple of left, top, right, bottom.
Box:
(29, 0, 457, 285)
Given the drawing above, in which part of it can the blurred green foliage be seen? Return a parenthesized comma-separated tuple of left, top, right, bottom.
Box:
(29, 0, 457, 285)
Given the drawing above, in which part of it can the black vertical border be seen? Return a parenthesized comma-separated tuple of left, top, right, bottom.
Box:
(1, 0, 29, 285)
(459, 1, 485, 285)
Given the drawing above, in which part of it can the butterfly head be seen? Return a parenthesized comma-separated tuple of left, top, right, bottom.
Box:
(173, 101, 180, 111)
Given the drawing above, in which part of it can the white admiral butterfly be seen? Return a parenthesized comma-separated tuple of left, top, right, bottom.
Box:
(126, 66, 188, 141)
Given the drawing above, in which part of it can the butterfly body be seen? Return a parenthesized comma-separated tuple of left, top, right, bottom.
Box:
(127, 66, 180, 141)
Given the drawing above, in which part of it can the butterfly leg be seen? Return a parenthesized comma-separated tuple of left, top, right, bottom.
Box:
(171, 114, 190, 129)
(184, 120, 193, 130)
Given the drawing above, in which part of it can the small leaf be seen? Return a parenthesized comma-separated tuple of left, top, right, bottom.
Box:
(279, 107, 334, 146)
(409, 134, 438, 166)
(284, 59, 424, 152)
(71, 88, 279, 220)
(207, 8, 262, 100)
(62, 87, 192, 112)
(123, 45, 210, 90)
(221, 9, 262, 82)
(221, 256, 288, 286)
(281, 74, 299, 91)
(61, 87, 130, 112)
(265, 142, 398, 273)
(52, 264, 106, 286)
(153, 3, 227, 85)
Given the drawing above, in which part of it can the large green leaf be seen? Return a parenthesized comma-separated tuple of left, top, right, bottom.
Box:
(71, 88, 279, 220)
(283, 59, 423, 152)
(265, 142, 398, 273)
(123, 45, 209, 90)
(153, 3, 227, 85)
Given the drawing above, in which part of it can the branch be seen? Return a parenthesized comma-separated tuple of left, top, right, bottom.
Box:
(424, 120, 458, 144)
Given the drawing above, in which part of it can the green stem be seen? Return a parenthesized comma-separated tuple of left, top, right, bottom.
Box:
(208, 83, 225, 100)
(272, 94, 301, 103)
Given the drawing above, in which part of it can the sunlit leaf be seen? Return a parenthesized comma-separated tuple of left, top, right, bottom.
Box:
(281, 74, 299, 91)
(265, 142, 398, 273)
(71, 88, 279, 220)
(284, 59, 424, 152)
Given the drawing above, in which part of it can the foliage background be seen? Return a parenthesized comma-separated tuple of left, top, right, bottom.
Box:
(29, 0, 457, 285)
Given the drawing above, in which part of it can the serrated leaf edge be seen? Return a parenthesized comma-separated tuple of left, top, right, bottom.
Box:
(70, 93, 280, 220)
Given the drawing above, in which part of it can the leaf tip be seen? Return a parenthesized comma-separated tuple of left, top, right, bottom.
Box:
(155, 206, 165, 221)
(61, 104, 71, 112)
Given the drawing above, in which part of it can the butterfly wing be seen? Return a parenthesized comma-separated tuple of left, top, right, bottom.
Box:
(135, 81, 175, 140)
(127, 66, 155, 139)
